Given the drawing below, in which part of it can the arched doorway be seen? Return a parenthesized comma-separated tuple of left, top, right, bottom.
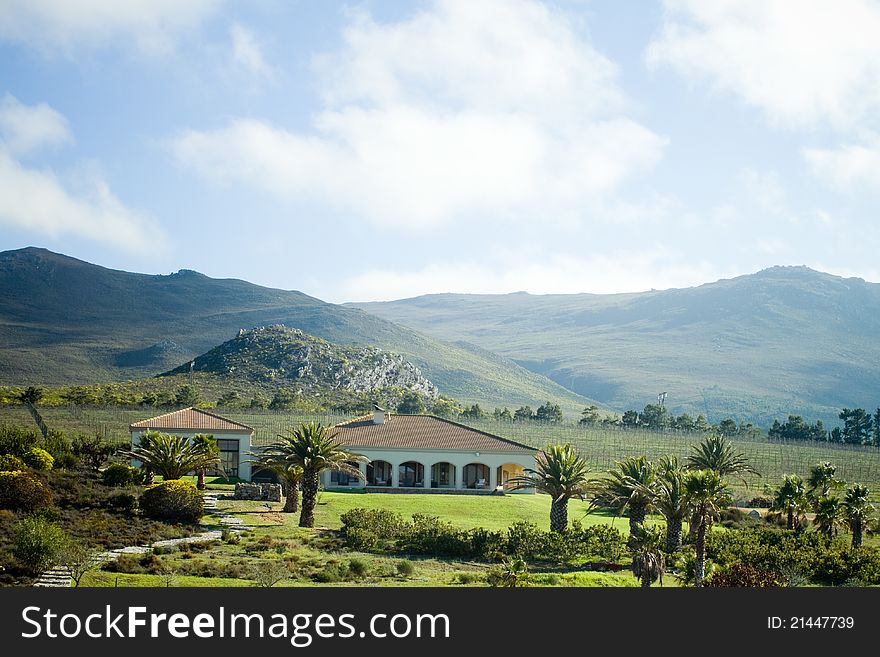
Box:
(366, 460, 392, 486)
(398, 461, 424, 487)
(463, 463, 490, 489)
(430, 462, 456, 489)
(497, 463, 527, 491)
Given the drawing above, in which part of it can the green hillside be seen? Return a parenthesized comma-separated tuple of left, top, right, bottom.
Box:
(0, 247, 596, 414)
(352, 267, 880, 425)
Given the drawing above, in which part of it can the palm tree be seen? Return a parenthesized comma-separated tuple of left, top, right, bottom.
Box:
(629, 524, 665, 588)
(640, 456, 688, 553)
(121, 431, 221, 481)
(508, 443, 591, 533)
(686, 434, 760, 483)
(248, 450, 304, 513)
(843, 484, 874, 548)
(267, 423, 366, 528)
(591, 456, 655, 542)
(807, 462, 842, 501)
(813, 496, 844, 538)
(771, 475, 809, 531)
(192, 434, 219, 490)
(18, 386, 48, 439)
(683, 469, 729, 587)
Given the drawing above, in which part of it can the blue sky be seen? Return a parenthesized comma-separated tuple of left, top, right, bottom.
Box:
(1, 0, 879, 302)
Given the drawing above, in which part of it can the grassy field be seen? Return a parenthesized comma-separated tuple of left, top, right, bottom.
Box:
(6, 405, 880, 497)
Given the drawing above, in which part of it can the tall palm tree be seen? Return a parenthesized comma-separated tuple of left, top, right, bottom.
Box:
(813, 496, 844, 538)
(267, 423, 366, 528)
(683, 469, 729, 587)
(807, 462, 842, 501)
(629, 524, 666, 588)
(771, 475, 809, 531)
(192, 434, 219, 490)
(686, 434, 760, 483)
(121, 431, 220, 481)
(591, 456, 655, 542)
(508, 443, 591, 533)
(248, 450, 304, 513)
(640, 456, 688, 553)
(843, 484, 874, 548)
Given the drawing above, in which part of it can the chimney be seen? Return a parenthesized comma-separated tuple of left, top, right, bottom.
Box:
(372, 404, 386, 425)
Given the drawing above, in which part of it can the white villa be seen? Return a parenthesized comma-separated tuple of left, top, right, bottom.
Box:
(129, 407, 254, 481)
(321, 407, 537, 493)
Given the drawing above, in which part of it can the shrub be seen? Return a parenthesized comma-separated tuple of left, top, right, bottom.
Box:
(101, 464, 136, 487)
(340, 508, 407, 548)
(396, 559, 415, 577)
(106, 492, 138, 513)
(0, 470, 53, 512)
(0, 453, 25, 471)
(314, 561, 349, 583)
(348, 558, 369, 579)
(31, 506, 63, 522)
(13, 517, 67, 576)
(706, 563, 784, 587)
(22, 447, 54, 471)
(456, 572, 482, 585)
(747, 496, 773, 508)
(139, 480, 203, 523)
(487, 558, 530, 587)
(71, 434, 117, 472)
(0, 424, 38, 457)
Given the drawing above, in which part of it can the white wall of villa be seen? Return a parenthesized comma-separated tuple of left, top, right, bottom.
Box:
(130, 427, 253, 482)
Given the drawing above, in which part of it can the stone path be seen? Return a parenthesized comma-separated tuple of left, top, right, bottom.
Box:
(34, 491, 247, 587)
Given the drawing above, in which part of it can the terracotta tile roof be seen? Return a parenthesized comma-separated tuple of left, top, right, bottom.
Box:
(332, 414, 536, 453)
(130, 407, 254, 432)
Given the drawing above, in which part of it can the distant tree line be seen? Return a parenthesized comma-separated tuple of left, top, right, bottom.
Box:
(769, 408, 880, 446)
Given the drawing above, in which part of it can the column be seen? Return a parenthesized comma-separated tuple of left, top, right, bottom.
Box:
(488, 465, 497, 490)
(391, 462, 399, 487)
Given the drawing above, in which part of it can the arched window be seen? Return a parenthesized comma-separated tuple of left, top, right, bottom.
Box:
(366, 460, 393, 486)
(463, 463, 490, 489)
(399, 461, 424, 487)
(431, 462, 455, 488)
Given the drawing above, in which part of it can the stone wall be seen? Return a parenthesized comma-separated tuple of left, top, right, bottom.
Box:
(234, 482, 283, 502)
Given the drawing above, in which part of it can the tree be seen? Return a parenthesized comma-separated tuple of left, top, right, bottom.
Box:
(250, 560, 290, 587)
(174, 385, 200, 407)
(638, 404, 669, 430)
(493, 407, 513, 422)
(642, 456, 688, 553)
(535, 401, 563, 423)
(216, 391, 240, 407)
(430, 397, 462, 418)
(121, 431, 221, 481)
(579, 405, 600, 426)
(249, 448, 304, 513)
(874, 408, 880, 447)
(673, 413, 696, 432)
(839, 408, 872, 445)
(396, 390, 426, 414)
(592, 456, 655, 542)
(460, 403, 485, 419)
(70, 433, 117, 472)
(717, 418, 738, 436)
(513, 406, 533, 422)
(266, 423, 366, 528)
(192, 434, 218, 489)
(507, 443, 591, 533)
(18, 386, 48, 439)
(813, 496, 844, 538)
(771, 475, 809, 531)
(58, 539, 102, 587)
(13, 517, 66, 576)
(843, 484, 874, 548)
(807, 462, 842, 500)
(629, 524, 665, 588)
(683, 469, 729, 587)
(686, 434, 759, 483)
(621, 410, 639, 428)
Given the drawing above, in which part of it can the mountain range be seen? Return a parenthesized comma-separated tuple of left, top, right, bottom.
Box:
(0, 247, 593, 413)
(352, 266, 880, 426)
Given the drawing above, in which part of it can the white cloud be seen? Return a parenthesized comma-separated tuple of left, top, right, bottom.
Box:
(171, 0, 666, 230)
(647, 0, 880, 129)
(0, 97, 163, 252)
(803, 134, 880, 191)
(336, 251, 726, 302)
(229, 23, 273, 80)
(0, 0, 221, 54)
(0, 94, 71, 155)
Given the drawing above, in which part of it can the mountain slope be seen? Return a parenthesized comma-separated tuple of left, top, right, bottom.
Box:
(351, 267, 880, 425)
(0, 247, 596, 414)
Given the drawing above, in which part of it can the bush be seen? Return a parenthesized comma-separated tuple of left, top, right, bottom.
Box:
(340, 508, 407, 550)
(396, 559, 415, 577)
(348, 558, 369, 578)
(22, 447, 54, 471)
(106, 492, 138, 513)
(706, 563, 784, 587)
(31, 506, 62, 522)
(13, 517, 67, 576)
(0, 424, 38, 457)
(487, 558, 530, 587)
(0, 453, 25, 471)
(71, 434, 117, 472)
(314, 561, 349, 583)
(0, 470, 53, 512)
(101, 464, 136, 487)
(139, 480, 204, 523)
